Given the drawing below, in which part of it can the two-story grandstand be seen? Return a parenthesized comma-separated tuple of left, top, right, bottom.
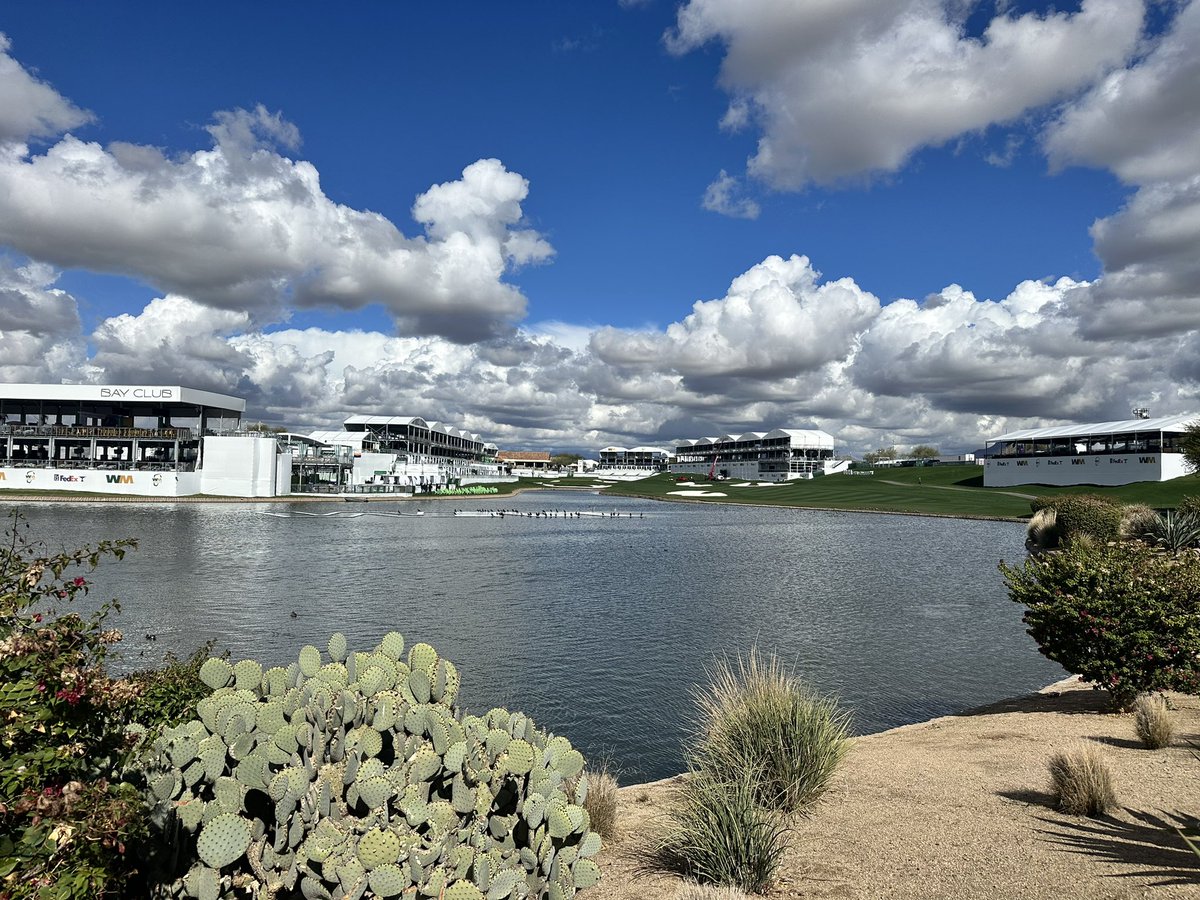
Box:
(307, 416, 504, 491)
(670, 429, 846, 481)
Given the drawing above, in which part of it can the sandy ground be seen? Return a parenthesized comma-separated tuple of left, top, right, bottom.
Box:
(598, 678, 1200, 899)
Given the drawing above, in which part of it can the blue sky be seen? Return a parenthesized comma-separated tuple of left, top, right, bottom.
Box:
(1, 1, 1197, 454)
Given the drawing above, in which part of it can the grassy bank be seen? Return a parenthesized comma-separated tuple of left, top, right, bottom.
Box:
(599, 466, 1200, 519)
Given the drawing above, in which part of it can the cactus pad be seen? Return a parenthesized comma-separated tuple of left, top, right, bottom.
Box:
(199, 657, 234, 691)
(327, 632, 348, 662)
(572, 858, 600, 889)
(445, 880, 485, 900)
(357, 827, 401, 869)
(196, 813, 251, 869)
(357, 776, 392, 810)
(408, 642, 437, 678)
(298, 644, 322, 677)
(379, 631, 405, 661)
(501, 739, 535, 776)
(232, 659, 263, 692)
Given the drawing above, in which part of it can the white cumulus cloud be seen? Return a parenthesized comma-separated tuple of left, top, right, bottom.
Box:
(667, 0, 1145, 187)
(0, 33, 93, 143)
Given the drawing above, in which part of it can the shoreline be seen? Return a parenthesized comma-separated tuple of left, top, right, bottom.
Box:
(622, 674, 1083, 794)
(605, 488, 1027, 523)
(0, 484, 1027, 522)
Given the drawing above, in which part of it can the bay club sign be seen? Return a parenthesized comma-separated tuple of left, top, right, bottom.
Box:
(99, 387, 175, 400)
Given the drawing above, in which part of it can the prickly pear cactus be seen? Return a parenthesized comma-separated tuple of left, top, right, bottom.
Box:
(146, 632, 602, 899)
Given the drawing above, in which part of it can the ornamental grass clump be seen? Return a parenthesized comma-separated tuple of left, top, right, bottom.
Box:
(1049, 743, 1116, 816)
(1119, 504, 1160, 541)
(656, 771, 789, 895)
(580, 765, 620, 840)
(675, 883, 750, 899)
(693, 649, 852, 815)
(1133, 693, 1174, 749)
(1025, 507, 1059, 552)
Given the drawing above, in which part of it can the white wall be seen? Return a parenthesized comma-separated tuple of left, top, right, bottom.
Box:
(200, 436, 282, 497)
(984, 452, 1186, 487)
(0, 467, 201, 496)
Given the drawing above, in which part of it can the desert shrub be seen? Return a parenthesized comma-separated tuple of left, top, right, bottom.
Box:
(1002, 540, 1200, 708)
(0, 513, 147, 899)
(1119, 503, 1160, 540)
(1051, 494, 1123, 545)
(656, 771, 789, 894)
(1179, 495, 1200, 518)
(1138, 510, 1200, 553)
(580, 765, 620, 840)
(693, 650, 851, 814)
(1049, 743, 1116, 816)
(676, 883, 750, 900)
(1133, 693, 1174, 749)
(124, 642, 217, 733)
(144, 634, 603, 899)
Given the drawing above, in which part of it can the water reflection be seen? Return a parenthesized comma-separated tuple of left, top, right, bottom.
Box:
(6, 493, 1062, 782)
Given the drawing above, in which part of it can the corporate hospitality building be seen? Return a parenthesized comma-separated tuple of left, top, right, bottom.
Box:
(0, 383, 291, 497)
(983, 413, 1197, 487)
(670, 428, 846, 481)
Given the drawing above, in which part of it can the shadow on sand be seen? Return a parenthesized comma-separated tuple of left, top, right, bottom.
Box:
(958, 683, 1114, 719)
(1033, 808, 1200, 887)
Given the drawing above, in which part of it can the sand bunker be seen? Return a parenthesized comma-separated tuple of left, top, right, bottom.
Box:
(667, 490, 728, 498)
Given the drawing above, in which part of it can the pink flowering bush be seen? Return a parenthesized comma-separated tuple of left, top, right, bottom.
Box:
(0, 512, 145, 900)
(1001, 540, 1200, 709)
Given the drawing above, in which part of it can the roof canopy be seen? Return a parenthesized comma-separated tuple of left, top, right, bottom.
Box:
(0, 382, 244, 413)
(991, 413, 1198, 442)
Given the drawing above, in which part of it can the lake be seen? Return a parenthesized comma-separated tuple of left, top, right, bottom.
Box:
(5, 491, 1063, 783)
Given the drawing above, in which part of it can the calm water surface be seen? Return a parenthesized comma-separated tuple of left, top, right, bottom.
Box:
(7, 492, 1062, 782)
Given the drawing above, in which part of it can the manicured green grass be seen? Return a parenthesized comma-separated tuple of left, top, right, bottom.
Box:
(600, 467, 1200, 519)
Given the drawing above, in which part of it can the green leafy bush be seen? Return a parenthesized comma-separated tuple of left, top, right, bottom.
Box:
(1002, 541, 1200, 708)
(0, 514, 147, 900)
(1051, 495, 1123, 545)
(124, 643, 217, 733)
(692, 650, 851, 814)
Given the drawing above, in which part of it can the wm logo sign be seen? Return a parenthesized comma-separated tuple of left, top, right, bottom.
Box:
(105, 474, 134, 484)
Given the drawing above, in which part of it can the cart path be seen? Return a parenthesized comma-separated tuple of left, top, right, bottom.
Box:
(876, 478, 1038, 501)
